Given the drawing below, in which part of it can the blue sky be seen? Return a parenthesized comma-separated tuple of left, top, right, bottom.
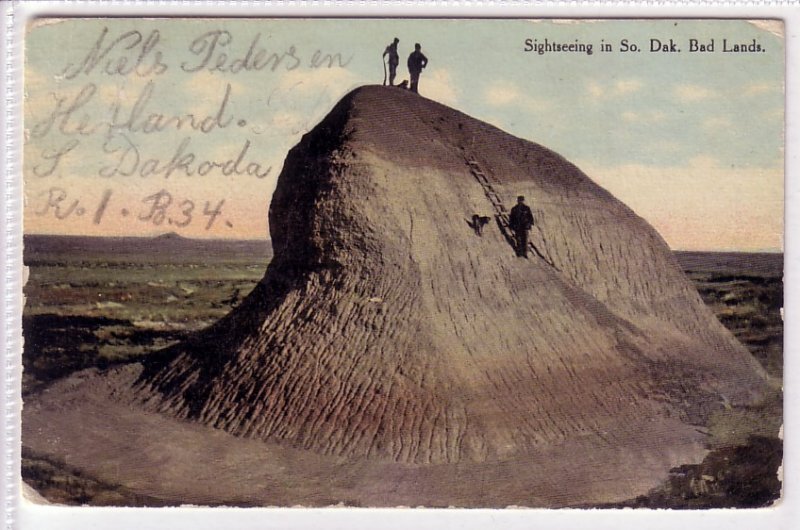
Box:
(24, 18, 784, 250)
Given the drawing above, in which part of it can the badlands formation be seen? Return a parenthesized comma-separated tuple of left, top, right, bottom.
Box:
(23, 86, 770, 507)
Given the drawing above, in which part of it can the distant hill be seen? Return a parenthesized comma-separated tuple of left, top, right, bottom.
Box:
(673, 250, 783, 277)
(23, 233, 272, 264)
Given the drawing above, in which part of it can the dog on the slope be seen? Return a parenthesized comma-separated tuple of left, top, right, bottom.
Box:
(470, 214, 492, 236)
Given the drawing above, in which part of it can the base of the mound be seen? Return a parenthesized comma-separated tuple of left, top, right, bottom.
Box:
(21, 364, 710, 508)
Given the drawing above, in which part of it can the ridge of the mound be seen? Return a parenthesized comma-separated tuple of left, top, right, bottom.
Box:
(128, 85, 768, 470)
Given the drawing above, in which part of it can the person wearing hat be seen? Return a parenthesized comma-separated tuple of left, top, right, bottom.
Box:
(383, 37, 400, 86)
(509, 195, 534, 258)
(407, 43, 428, 93)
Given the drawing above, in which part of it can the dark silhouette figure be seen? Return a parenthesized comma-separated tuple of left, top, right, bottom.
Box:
(509, 196, 534, 258)
(383, 38, 400, 86)
(407, 43, 428, 94)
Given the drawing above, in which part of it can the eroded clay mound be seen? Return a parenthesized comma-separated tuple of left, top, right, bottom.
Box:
(130, 85, 768, 466)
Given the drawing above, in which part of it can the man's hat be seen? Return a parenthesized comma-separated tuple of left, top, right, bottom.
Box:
(394, 37, 399, 42)
(517, 195, 525, 201)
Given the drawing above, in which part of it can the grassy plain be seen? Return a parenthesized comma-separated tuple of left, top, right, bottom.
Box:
(23, 260, 266, 395)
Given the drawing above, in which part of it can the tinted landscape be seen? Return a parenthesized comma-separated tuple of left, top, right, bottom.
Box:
(21, 235, 783, 507)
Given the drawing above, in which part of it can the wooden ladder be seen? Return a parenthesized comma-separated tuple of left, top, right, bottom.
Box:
(465, 158, 559, 271)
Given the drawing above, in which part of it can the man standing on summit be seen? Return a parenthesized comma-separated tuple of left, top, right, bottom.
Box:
(407, 43, 428, 94)
(383, 37, 400, 86)
(509, 196, 534, 258)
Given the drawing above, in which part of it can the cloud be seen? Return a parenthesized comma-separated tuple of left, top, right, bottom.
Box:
(621, 109, 667, 124)
(587, 81, 604, 100)
(672, 84, 718, 102)
(614, 79, 643, 95)
(230, 66, 366, 138)
(273, 66, 363, 97)
(270, 111, 304, 130)
(182, 71, 252, 117)
(485, 81, 521, 107)
(586, 78, 644, 100)
(484, 80, 550, 113)
(257, 66, 365, 125)
(421, 68, 460, 107)
(24, 66, 53, 95)
(744, 81, 781, 96)
(23, 72, 52, 130)
(95, 76, 159, 107)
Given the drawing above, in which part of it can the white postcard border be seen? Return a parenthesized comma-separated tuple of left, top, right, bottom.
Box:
(3, 2, 798, 529)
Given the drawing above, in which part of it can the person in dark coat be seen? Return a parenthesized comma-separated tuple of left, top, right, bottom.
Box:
(509, 195, 534, 258)
(407, 43, 428, 94)
(383, 38, 400, 86)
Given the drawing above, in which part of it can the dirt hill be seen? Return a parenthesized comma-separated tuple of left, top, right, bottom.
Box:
(23, 85, 772, 507)
(133, 85, 767, 459)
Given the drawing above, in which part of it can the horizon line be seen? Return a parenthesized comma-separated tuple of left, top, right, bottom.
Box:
(21, 232, 783, 254)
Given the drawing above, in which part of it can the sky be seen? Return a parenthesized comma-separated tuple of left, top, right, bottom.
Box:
(23, 18, 784, 251)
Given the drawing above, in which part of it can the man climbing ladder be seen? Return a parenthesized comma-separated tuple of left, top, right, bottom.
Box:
(465, 158, 557, 269)
(509, 196, 535, 258)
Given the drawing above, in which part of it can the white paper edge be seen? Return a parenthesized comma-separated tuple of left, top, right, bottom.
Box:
(2, 1, 797, 529)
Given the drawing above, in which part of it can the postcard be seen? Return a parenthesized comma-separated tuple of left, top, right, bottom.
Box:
(6, 6, 795, 530)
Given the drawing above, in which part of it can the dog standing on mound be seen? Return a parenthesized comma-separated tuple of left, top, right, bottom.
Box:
(471, 214, 491, 236)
